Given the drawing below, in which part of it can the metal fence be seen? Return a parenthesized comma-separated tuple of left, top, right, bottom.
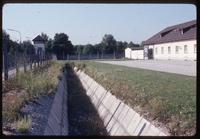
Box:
(61, 53, 124, 60)
(2, 39, 52, 81)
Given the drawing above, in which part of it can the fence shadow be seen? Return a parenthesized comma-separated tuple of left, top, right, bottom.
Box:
(67, 66, 108, 136)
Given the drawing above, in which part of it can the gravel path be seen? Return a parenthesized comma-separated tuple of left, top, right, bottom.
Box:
(97, 60, 196, 76)
(18, 93, 55, 135)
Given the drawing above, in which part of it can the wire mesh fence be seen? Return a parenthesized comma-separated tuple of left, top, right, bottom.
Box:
(61, 53, 124, 60)
(2, 47, 52, 81)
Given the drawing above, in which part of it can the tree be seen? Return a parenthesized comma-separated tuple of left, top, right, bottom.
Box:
(128, 41, 135, 48)
(52, 33, 74, 59)
(101, 34, 117, 54)
(82, 44, 96, 55)
(41, 32, 49, 42)
(128, 41, 140, 48)
(3, 30, 22, 54)
(45, 38, 53, 54)
(75, 45, 84, 55)
(22, 40, 35, 55)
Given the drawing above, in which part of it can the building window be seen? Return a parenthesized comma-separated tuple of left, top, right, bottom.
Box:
(194, 44, 196, 53)
(155, 48, 158, 54)
(168, 46, 171, 54)
(161, 47, 164, 54)
(184, 45, 188, 54)
(175, 46, 179, 54)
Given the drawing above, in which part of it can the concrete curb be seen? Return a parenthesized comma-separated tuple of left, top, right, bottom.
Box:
(44, 71, 68, 135)
(74, 67, 169, 136)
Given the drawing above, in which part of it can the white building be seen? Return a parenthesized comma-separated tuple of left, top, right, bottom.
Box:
(143, 20, 196, 60)
(32, 35, 46, 59)
(125, 47, 144, 59)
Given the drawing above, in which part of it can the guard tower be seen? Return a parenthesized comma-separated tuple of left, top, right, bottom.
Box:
(32, 35, 46, 60)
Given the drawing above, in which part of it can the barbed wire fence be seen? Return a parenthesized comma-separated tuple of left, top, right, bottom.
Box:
(2, 38, 52, 81)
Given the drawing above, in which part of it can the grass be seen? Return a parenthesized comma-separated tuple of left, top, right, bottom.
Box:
(68, 61, 196, 136)
(16, 115, 32, 133)
(2, 61, 65, 123)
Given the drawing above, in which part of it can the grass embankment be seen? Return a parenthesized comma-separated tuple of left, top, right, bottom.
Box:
(2, 61, 65, 133)
(70, 61, 196, 136)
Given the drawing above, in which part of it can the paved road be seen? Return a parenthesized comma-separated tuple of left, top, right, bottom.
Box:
(97, 60, 196, 76)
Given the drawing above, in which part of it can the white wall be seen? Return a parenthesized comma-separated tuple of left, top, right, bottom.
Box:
(34, 43, 45, 59)
(125, 48, 144, 60)
(34, 43, 45, 49)
(125, 48, 132, 59)
(147, 40, 196, 60)
(131, 50, 144, 59)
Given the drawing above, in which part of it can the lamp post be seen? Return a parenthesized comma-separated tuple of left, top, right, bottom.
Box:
(7, 29, 21, 44)
(7, 28, 22, 74)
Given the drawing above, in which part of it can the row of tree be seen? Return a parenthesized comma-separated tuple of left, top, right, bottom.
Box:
(74, 34, 141, 59)
(3, 30, 141, 60)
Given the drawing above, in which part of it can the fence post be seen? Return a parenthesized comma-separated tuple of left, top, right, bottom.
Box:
(113, 50, 116, 59)
(101, 51, 104, 59)
(23, 52, 27, 72)
(78, 53, 80, 60)
(37, 54, 39, 67)
(33, 54, 36, 69)
(3, 37, 9, 80)
(15, 50, 19, 75)
(30, 54, 32, 70)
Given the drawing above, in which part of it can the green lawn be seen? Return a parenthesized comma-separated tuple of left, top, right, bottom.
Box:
(70, 61, 196, 136)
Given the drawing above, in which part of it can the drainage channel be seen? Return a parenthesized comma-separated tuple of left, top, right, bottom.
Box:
(67, 67, 108, 135)
(74, 67, 169, 136)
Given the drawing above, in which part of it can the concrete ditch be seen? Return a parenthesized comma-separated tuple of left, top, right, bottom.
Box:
(44, 70, 68, 135)
(74, 67, 169, 136)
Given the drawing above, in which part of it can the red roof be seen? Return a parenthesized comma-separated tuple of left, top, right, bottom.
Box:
(143, 20, 196, 45)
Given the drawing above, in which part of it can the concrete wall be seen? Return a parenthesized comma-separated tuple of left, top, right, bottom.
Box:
(125, 48, 132, 59)
(44, 71, 68, 135)
(146, 39, 196, 60)
(125, 48, 144, 60)
(74, 68, 168, 136)
(131, 50, 144, 60)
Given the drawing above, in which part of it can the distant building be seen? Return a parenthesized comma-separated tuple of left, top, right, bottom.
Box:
(125, 47, 144, 59)
(143, 20, 196, 60)
(32, 35, 46, 59)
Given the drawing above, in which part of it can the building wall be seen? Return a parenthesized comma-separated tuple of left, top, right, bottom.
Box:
(34, 43, 45, 49)
(147, 40, 196, 60)
(131, 50, 144, 59)
(34, 43, 45, 59)
(125, 48, 132, 59)
(125, 48, 144, 60)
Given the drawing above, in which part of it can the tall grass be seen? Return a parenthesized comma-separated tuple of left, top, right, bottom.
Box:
(2, 61, 65, 122)
(16, 115, 32, 133)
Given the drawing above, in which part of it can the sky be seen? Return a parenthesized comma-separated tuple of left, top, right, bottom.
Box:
(3, 4, 196, 45)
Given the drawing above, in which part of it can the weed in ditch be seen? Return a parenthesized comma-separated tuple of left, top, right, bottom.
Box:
(16, 115, 32, 133)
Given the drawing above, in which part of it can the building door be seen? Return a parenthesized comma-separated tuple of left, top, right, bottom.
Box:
(148, 49, 153, 59)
